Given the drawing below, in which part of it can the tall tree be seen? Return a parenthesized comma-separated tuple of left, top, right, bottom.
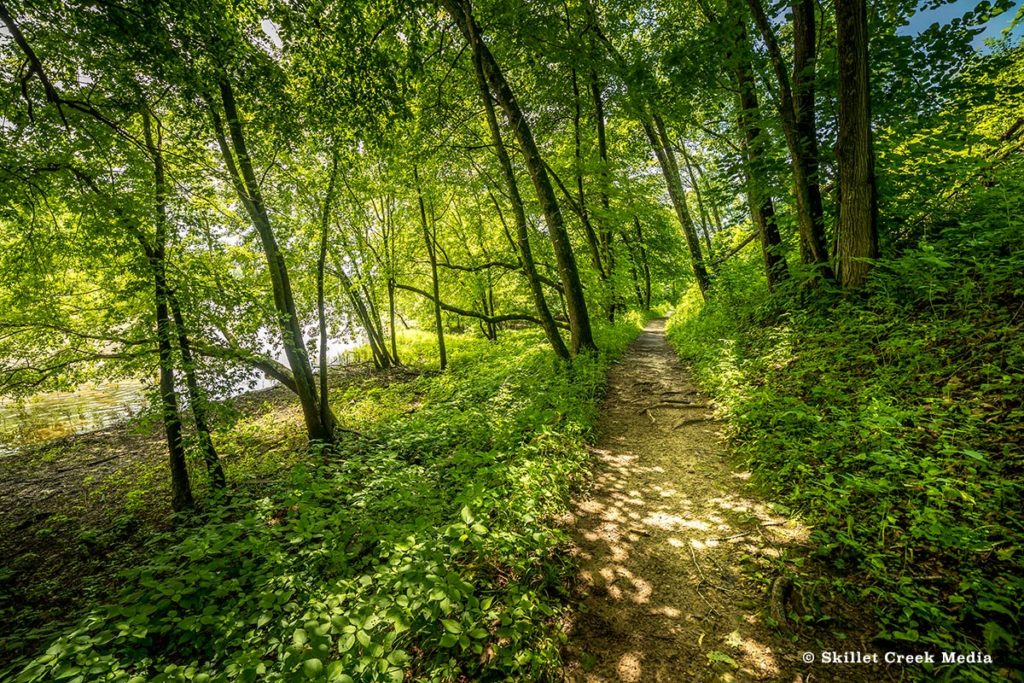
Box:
(728, 11, 789, 289)
(467, 28, 571, 359)
(415, 165, 448, 370)
(834, 0, 879, 287)
(642, 114, 712, 298)
(141, 110, 194, 511)
(443, 0, 597, 355)
(207, 79, 334, 443)
(745, 0, 832, 275)
(318, 152, 341, 433)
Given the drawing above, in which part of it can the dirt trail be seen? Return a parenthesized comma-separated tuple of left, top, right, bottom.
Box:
(563, 319, 878, 682)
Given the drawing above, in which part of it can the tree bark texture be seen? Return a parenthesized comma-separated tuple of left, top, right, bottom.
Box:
(834, 0, 879, 287)
(745, 0, 831, 274)
(142, 111, 194, 511)
(730, 19, 789, 289)
(210, 79, 332, 442)
(642, 114, 711, 298)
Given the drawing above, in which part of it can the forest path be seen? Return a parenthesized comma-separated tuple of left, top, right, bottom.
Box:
(563, 319, 812, 682)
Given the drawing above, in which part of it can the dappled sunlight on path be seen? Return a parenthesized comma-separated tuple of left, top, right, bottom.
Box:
(563, 320, 818, 682)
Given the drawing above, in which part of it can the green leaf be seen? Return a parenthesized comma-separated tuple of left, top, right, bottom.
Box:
(303, 658, 323, 678)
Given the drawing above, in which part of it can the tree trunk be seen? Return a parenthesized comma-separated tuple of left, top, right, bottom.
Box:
(466, 6, 571, 360)
(142, 111, 193, 512)
(446, 0, 596, 354)
(679, 144, 714, 254)
(414, 165, 447, 370)
(791, 0, 829, 266)
(167, 292, 225, 490)
(571, 68, 606, 281)
(635, 217, 652, 309)
(209, 80, 332, 442)
(834, 0, 879, 287)
(590, 70, 613, 256)
(387, 278, 401, 364)
(745, 0, 832, 274)
(333, 258, 392, 369)
(589, 70, 617, 320)
(642, 114, 711, 298)
(317, 153, 340, 434)
(731, 19, 789, 289)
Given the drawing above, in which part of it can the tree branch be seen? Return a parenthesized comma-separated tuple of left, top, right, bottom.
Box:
(393, 282, 568, 329)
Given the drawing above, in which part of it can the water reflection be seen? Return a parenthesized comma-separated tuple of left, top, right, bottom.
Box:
(0, 336, 362, 455)
(0, 381, 147, 455)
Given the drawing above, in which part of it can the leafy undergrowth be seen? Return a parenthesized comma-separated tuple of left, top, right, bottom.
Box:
(3, 319, 642, 682)
(667, 197, 1023, 679)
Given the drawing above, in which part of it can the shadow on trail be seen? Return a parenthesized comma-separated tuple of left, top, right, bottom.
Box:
(563, 320, 887, 683)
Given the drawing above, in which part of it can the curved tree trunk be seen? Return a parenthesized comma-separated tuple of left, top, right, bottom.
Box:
(464, 1, 571, 359)
(680, 144, 714, 254)
(208, 79, 332, 443)
(642, 114, 711, 299)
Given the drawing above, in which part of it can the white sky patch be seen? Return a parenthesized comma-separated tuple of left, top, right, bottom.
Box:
(261, 19, 283, 50)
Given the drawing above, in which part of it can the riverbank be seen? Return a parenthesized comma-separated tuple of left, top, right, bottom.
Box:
(1, 323, 641, 679)
(0, 363, 380, 667)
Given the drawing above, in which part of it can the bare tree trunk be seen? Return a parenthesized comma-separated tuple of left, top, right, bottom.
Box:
(834, 0, 878, 287)
(387, 278, 401, 364)
(466, 5, 571, 360)
(679, 144, 714, 254)
(415, 165, 447, 370)
(168, 292, 225, 490)
(317, 153, 340, 434)
(590, 71, 614, 258)
(642, 114, 711, 298)
(571, 68, 607, 281)
(633, 217, 652, 309)
(446, 0, 596, 354)
(142, 111, 193, 511)
(589, 70, 617, 320)
(791, 0, 828, 265)
(745, 0, 832, 275)
(731, 18, 789, 289)
(209, 80, 332, 442)
(333, 259, 392, 369)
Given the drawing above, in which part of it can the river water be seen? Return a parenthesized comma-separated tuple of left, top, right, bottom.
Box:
(0, 336, 363, 456)
(0, 381, 148, 456)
